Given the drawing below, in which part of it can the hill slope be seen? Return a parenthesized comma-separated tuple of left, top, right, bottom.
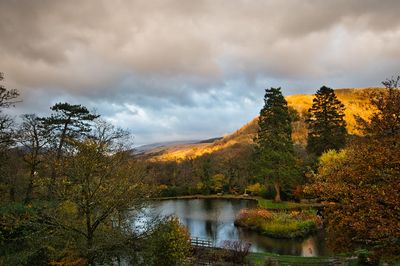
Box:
(146, 88, 378, 161)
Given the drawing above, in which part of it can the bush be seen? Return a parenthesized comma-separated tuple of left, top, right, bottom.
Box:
(222, 240, 251, 264)
(145, 217, 192, 266)
(246, 183, 263, 196)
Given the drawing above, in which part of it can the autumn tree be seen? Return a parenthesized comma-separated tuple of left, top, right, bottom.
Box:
(357, 76, 400, 138)
(255, 88, 297, 202)
(40, 121, 150, 264)
(306, 86, 347, 156)
(305, 77, 400, 262)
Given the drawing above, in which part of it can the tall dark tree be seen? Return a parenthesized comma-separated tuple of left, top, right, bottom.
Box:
(255, 88, 297, 202)
(40, 103, 99, 195)
(306, 86, 347, 156)
(18, 114, 51, 203)
(0, 73, 20, 201)
(0, 72, 20, 150)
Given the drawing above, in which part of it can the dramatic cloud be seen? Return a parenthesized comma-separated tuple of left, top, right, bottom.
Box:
(1, 0, 400, 145)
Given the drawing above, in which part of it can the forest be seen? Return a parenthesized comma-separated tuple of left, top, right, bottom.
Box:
(1, 72, 399, 265)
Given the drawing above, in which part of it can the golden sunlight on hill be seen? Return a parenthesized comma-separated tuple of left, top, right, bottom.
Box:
(151, 88, 379, 161)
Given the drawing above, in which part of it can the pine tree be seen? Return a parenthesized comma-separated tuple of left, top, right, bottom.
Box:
(306, 86, 347, 156)
(255, 88, 297, 202)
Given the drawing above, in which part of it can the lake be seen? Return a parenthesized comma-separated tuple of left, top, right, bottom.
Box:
(138, 198, 331, 257)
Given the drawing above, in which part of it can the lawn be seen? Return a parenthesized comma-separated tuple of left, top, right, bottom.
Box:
(257, 198, 322, 210)
(249, 252, 358, 266)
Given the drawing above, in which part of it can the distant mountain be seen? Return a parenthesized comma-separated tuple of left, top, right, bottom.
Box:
(134, 140, 200, 155)
(143, 88, 379, 161)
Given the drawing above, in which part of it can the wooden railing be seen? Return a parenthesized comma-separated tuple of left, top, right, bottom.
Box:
(190, 237, 214, 248)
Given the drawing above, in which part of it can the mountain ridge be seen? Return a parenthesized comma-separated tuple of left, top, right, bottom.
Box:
(142, 88, 380, 161)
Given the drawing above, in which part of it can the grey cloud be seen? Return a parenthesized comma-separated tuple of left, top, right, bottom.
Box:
(1, 0, 400, 144)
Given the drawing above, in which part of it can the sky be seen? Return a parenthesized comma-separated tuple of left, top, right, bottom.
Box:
(1, 0, 400, 146)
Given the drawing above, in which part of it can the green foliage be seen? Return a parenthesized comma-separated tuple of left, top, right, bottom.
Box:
(257, 198, 321, 210)
(255, 87, 298, 202)
(306, 86, 347, 155)
(210, 173, 227, 193)
(145, 217, 192, 266)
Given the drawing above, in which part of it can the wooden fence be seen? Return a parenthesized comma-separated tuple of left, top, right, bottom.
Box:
(191, 237, 214, 248)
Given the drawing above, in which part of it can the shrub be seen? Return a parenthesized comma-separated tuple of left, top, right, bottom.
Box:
(246, 183, 262, 196)
(222, 240, 251, 264)
(145, 217, 192, 266)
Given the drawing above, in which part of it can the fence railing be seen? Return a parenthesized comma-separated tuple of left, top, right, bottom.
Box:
(190, 237, 214, 248)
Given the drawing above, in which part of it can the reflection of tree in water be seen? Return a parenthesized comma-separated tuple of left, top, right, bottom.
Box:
(301, 238, 315, 257)
(238, 228, 304, 255)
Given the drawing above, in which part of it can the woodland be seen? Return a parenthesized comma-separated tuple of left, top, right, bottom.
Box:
(0, 72, 399, 265)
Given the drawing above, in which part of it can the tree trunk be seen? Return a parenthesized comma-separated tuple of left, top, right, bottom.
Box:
(9, 185, 15, 202)
(86, 230, 94, 265)
(274, 181, 281, 202)
(24, 168, 34, 204)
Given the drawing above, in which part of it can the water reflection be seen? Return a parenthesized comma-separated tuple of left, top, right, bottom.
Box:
(142, 199, 330, 257)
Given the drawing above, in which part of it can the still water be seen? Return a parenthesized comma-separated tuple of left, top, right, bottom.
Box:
(140, 199, 330, 257)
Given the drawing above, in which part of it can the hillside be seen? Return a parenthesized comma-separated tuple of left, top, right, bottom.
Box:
(145, 88, 379, 161)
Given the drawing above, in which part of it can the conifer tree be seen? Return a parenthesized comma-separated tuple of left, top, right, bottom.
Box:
(255, 88, 297, 202)
(306, 86, 347, 156)
(40, 103, 99, 196)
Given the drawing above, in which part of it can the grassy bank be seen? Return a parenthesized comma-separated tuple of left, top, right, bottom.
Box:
(249, 252, 358, 265)
(257, 198, 322, 210)
(235, 208, 322, 238)
(153, 194, 258, 201)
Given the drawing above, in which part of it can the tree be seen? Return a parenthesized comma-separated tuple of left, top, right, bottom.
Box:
(0, 72, 19, 152)
(304, 140, 400, 261)
(17, 114, 51, 203)
(145, 217, 192, 266)
(255, 88, 297, 202)
(305, 77, 400, 262)
(356, 76, 400, 138)
(0, 73, 20, 202)
(40, 102, 99, 195)
(306, 86, 347, 156)
(39, 121, 149, 264)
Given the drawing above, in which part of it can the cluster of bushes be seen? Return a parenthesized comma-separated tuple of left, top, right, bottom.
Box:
(234, 208, 322, 238)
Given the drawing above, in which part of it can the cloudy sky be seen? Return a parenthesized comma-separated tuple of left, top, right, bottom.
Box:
(1, 0, 400, 145)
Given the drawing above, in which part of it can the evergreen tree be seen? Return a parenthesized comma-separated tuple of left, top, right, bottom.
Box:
(40, 102, 99, 196)
(255, 88, 297, 202)
(306, 86, 347, 156)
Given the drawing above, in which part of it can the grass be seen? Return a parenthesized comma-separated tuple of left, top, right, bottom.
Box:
(249, 252, 359, 266)
(257, 199, 322, 210)
(154, 193, 258, 201)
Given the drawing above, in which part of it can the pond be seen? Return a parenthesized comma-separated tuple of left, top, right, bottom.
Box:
(138, 199, 331, 257)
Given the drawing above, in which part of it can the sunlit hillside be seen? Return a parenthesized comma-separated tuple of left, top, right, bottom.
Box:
(149, 88, 379, 161)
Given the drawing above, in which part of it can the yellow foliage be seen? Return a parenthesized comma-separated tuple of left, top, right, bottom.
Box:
(59, 200, 78, 216)
(246, 183, 262, 194)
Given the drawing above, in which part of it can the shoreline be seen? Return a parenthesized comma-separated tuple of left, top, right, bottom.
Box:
(151, 194, 259, 201)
